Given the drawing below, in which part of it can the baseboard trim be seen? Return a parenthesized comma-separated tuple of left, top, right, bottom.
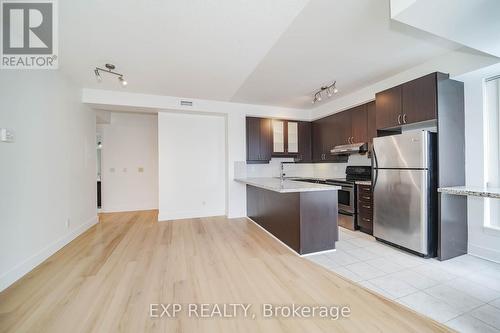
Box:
(468, 243, 500, 264)
(101, 206, 158, 213)
(0, 215, 99, 292)
(158, 210, 225, 222)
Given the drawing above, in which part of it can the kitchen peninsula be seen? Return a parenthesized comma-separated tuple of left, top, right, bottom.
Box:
(235, 178, 340, 255)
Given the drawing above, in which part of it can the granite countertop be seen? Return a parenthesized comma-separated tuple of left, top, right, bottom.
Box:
(438, 186, 500, 199)
(355, 180, 372, 186)
(234, 178, 341, 193)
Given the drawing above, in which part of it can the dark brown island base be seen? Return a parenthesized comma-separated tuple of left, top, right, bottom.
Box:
(235, 178, 340, 255)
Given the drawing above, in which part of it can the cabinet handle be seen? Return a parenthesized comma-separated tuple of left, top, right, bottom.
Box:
(362, 205, 371, 209)
(398, 114, 402, 125)
(362, 218, 371, 222)
(351, 136, 354, 144)
(362, 196, 371, 200)
(403, 114, 407, 124)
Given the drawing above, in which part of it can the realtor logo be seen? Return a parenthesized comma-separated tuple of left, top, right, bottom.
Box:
(1, 0, 58, 69)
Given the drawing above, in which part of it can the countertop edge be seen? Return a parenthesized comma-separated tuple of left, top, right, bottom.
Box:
(235, 178, 341, 193)
(438, 186, 500, 199)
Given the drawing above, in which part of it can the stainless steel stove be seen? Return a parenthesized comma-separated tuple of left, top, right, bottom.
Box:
(325, 166, 371, 231)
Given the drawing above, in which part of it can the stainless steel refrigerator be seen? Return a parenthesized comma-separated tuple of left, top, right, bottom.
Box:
(372, 131, 437, 257)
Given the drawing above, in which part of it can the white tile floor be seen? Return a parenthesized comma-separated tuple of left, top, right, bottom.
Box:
(306, 227, 500, 333)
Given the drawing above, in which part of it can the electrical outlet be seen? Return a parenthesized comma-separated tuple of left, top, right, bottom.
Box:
(123, 168, 127, 173)
(0, 128, 14, 143)
(138, 167, 144, 173)
(110, 168, 115, 173)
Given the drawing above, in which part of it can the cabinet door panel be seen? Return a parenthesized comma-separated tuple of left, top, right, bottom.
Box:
(323, 115, 337, 160)
(298, 121, 312, 162)
(287, 121, 299, 153)
(259, 118, 272, 161)
(351, 104, 367, 143)
(312, 120, 326, 161)
(272, 120, 285, 153)
(402, 73, 437, 124)
(246, 117, 261, 161)
(376, 85, 402, 129)
(334, 111, 352, 147)
(366, 101, 377, 144)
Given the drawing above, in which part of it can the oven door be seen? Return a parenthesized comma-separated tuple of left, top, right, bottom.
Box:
(337, 184, 355, 214)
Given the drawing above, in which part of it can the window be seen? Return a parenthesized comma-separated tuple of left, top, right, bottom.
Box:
(485, 75, 500, 229)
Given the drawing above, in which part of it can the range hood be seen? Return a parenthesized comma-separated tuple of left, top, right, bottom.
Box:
(330, 142, 368, 155)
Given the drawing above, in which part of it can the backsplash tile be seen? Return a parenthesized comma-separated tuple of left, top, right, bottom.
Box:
(235, 154, 371, 180)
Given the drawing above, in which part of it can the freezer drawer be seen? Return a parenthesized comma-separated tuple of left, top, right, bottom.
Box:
(373, 169, 429, 255)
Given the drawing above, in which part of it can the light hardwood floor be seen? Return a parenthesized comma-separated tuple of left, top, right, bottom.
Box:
(0, 211, 450, 332)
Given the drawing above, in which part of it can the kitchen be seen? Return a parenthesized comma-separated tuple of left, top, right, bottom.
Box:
(237, 71, 465, 259)
(233, 69, 500, 328)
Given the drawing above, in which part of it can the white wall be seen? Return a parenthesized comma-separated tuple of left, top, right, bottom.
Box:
(0, 71, 97, 291)
(83, 90, 311, 218)
(455, 63, 500, 263)
(97, 112, 158, 212)
(158, 112, 226, 220)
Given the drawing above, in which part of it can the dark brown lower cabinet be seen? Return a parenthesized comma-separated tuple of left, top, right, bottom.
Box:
(357, 184, 373, 235)
(246, 185, 338, 254)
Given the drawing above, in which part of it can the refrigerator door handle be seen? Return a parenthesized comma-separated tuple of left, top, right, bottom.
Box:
(372, 145, 379, 191)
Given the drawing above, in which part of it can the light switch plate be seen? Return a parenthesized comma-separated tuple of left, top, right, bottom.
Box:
(0, 128, 14, 142)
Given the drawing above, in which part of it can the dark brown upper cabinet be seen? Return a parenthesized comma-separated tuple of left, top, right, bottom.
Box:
(330, 105, 367, 146)
(246, 117, 272, 163)
(297, 121, 312, 163)
(312, 115, 337, 162)
(333, 110, 352, 146)
(366, 101, 377, 144)
(272, 120, 299, 156)
(350, 104, 368, 144)
(376, 72, 443, 130)
(311, 120, 324, 162)
(312, 104, 371, 161)
(375, 85, 402, 130)
(402, 73, 437, 124)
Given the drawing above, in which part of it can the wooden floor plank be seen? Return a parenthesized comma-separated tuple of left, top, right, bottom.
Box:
(0, 211, 450, 332)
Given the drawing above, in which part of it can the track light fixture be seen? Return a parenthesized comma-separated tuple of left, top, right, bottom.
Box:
(94, 64, 128, 87)
(312, 81, 338, 104)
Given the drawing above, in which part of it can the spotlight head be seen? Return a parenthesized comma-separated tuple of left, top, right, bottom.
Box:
(316, 92, 322, 102)
(333, 87, 338, 94)
(119, 76, 128, 87)
(94, 69, 102, 82)
(327, 88, 333, 97)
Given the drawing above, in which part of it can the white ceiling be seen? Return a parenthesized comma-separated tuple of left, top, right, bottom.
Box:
(60, 0, 309, 100)
(231, 0, 462, 108)
(391, 0, 500, 58)
(61, 0, 470, 109)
